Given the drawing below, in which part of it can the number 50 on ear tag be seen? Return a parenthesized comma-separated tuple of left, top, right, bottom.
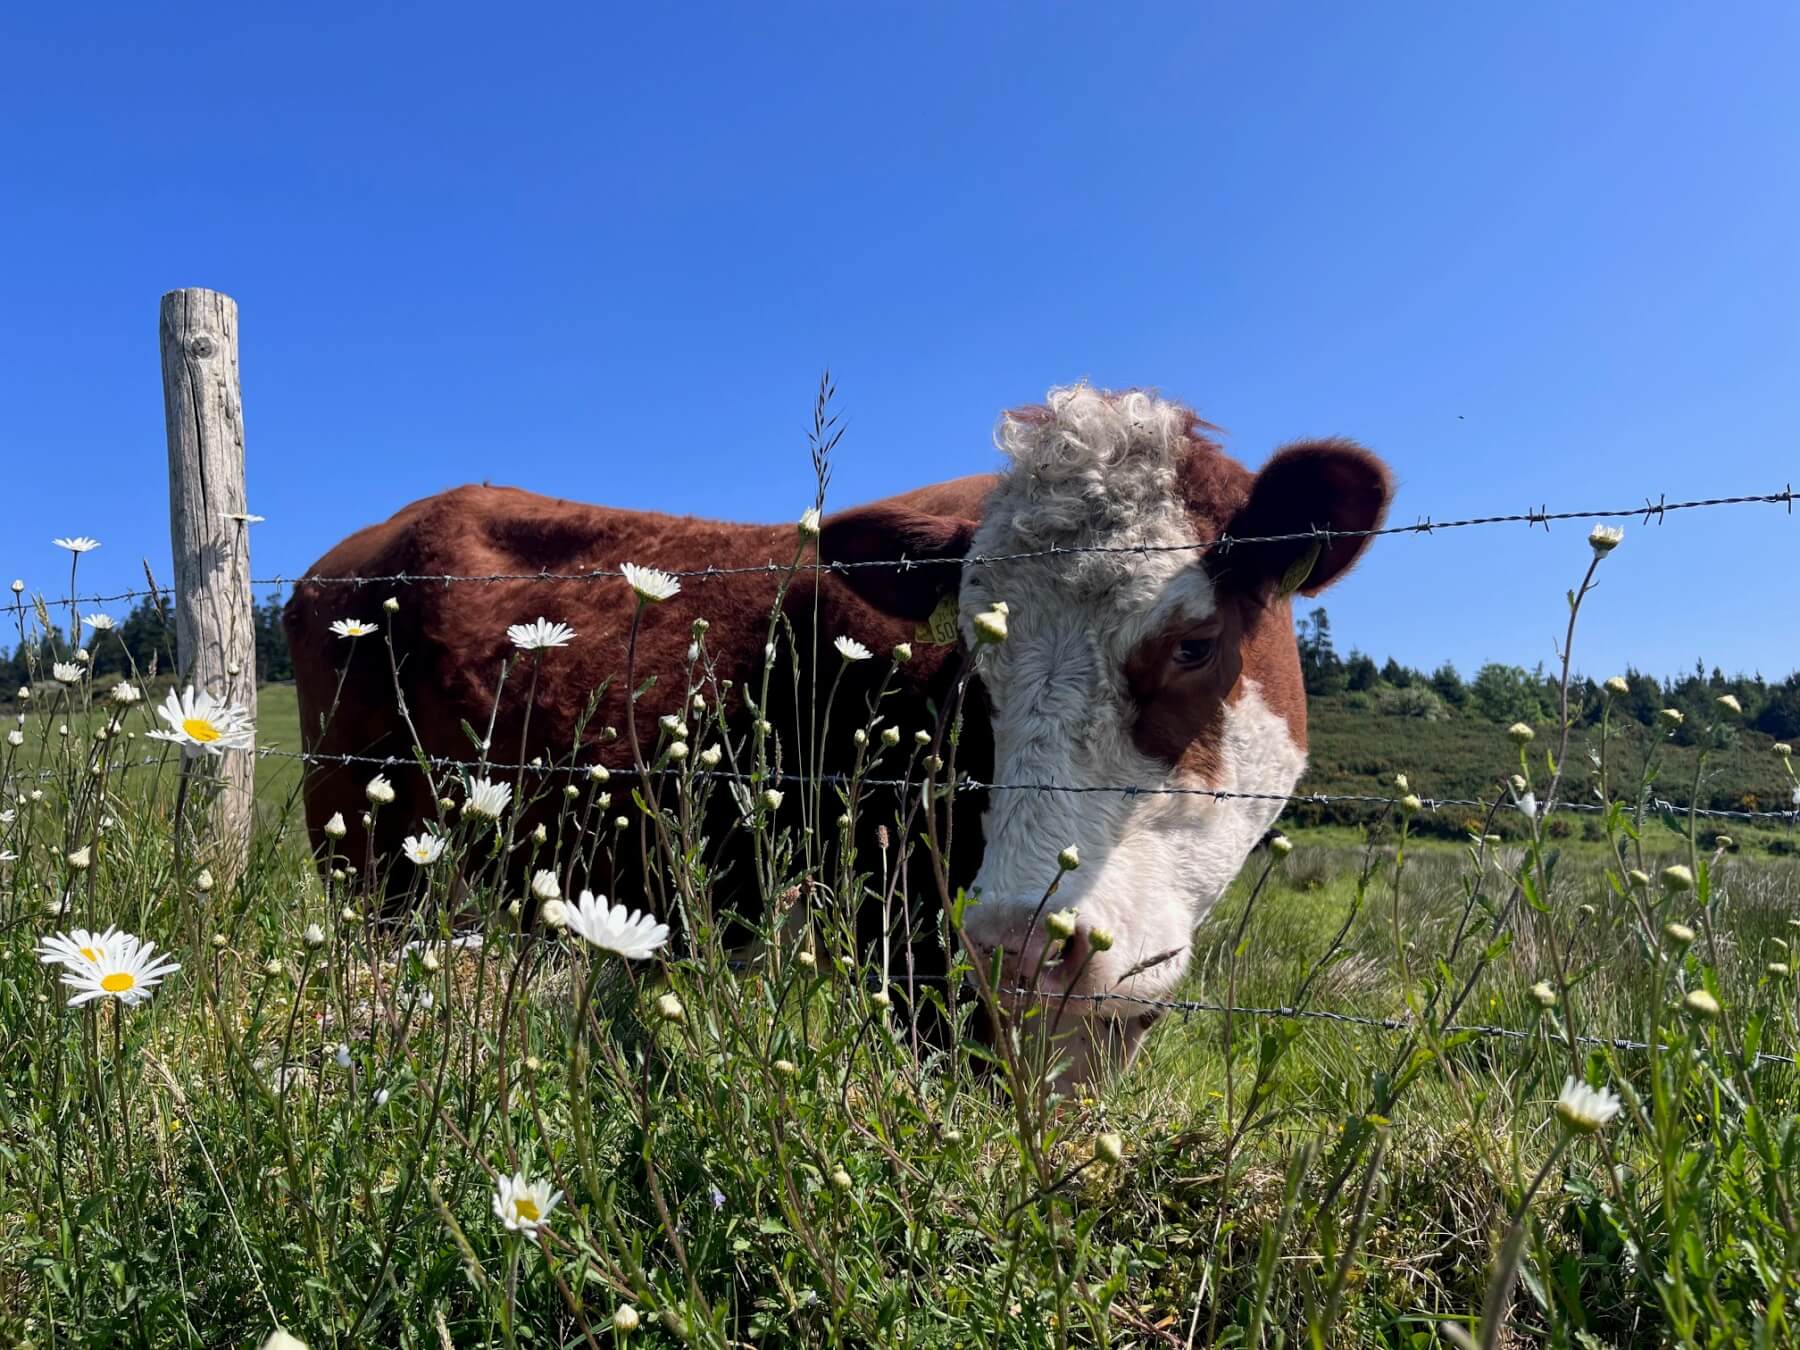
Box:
(914, 592, 960, 645)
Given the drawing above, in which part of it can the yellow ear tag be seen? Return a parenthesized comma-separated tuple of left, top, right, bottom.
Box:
(914, 592, 961, 645)
(1275, 540, 1324, 599)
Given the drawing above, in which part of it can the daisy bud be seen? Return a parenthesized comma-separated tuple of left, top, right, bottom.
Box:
(755, 718, 773, 736)
(589, 764, 610, 782)
(197, 871, 217, 896)
(760, 788, 783, 811)
(531, 823, 548, 845)
(838, 813, 852, 829)
(1058, 845, 1080, 871)
(924, 755, 943, 773)
(915, 729, 932, 746)
(613, 816, 629, 831)
(773, 1058, 798, 1078)
(1627, 868, 1650, 888)
(973, 605, 1009, 645)
(264, 958, 284, 979)
(1094, 1132, 1125, 1166)
(1506, 722, 1535, 745)
(1715, 835, 1733, 850)
(421, 950, 441, 973)
(1663, 921, 1695, 947)
(668, 742, 689, 761)
(656, 993, 685, 1024)
(1509, 773, 1528, 794)
(524, 1055, 542, 1073)
(1683, 988, 1721, 1021)
(1658, 708, 1684, 728)
(1587, 524, 1623, 555)
(66, 847, 91, 870)
(365, 775, 396, 805)
(880, 726, 901, 747)
(596, 792, 611, 808)
(324, 811, 348, 839)
(871, 989, 892, 1008)
(541, 900, 568, 930)
(1399, 794, 1422, 815)
(659, 713, 681, 736)
(506, 899, 522, 920)
(1715, 694, 1742, 717)
(1660, 865, 1693, 892)
(1773, 743, 1791, 759)
(699, 745, 722, 768)
(1529, 980, 1557, 1008)
(829, 1167, 852, 1191)
(1605, 676, 1630, 696)
(892, 642, 912, 663)
(1088, 928, 1115, 952)
(564, 783, 580, 800)
(1046, 908, 1079, 941)
(382, 596, 400, 613)
(1392, 773, 1409, 791)
(1767, 963, 1790, 977)
(797, 507, 822, 540)
(212, 932, 228, 948)
(340, 906, 358, 923)
(1269, 834, 1293, 856)
(7, 731, 21, 746)
(436, 796, 454, 812)
(361, 812, 372, 828)
(8, 580, 19, 593)
(302, 923, 326, 950)
(796, 949, 816, 969)
(613, 1305, 640, 1335)
(852, 729, 867, 746)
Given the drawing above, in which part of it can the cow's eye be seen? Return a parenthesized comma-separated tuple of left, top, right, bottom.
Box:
(1174, 638, 1216, 668)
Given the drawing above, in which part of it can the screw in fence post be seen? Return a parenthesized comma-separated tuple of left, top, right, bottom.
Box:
(159, 288, 256, 880)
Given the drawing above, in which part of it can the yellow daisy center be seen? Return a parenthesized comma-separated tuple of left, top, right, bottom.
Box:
(182, 717, 222, 743)
(513, 1196, 540, 1221)
(101, 971, 137, 993)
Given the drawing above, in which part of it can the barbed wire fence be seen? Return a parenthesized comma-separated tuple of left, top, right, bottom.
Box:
(4, 449, 1796, 1071)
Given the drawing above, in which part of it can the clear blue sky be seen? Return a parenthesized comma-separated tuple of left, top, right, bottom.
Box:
(4, 4, 1795, 682)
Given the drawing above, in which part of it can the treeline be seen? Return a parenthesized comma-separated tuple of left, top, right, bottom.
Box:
(1297, 607, 1800, 742)
(1, 591, 294, 692)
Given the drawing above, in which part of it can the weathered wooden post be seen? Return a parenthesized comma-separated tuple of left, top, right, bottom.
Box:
(159, 288, 257, 871)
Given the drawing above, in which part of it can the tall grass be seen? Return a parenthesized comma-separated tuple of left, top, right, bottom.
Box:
(3, 459, 1798, 1347)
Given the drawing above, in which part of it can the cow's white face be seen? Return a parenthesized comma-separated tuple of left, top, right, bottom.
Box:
(953, 386, 1389, 1086)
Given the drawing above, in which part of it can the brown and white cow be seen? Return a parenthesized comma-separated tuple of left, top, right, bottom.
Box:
(285, 385, 1389, 1083)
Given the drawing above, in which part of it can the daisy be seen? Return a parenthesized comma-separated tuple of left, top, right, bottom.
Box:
(53, 537, 101, 553)
(530, 869, 561, 902)
(620, 562, 680, 604)
(82, 614, 115, 632)
(401, 832, 446, 866)
(507, 618, 576, 651)
(1553, 1076, 1622, 1135)
(60, 934, 180, 1007)
(38, 926, 132, 971)
(366, 774, 396, 805)
(1587, 524, 1623, 556)
(492, 1171, 562, 1241)
(798, 507, 822, 539)
(110, 682, 141, 705)
(834, 636, 872, 662)
(147, 686, 254, 756)
(463, 776, 512, 820)
(563, 890, 670, 960)
(53, 662, 82, 684)
(330, 619, 378, 639)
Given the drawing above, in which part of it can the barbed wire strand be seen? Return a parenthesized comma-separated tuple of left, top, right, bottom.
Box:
(6, 741, 1794, 822)
(12, 483, 1794, 609)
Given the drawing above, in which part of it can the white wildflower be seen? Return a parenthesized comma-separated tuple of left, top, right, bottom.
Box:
(620, 562, 680, 604)
(507, 618, 576, 651)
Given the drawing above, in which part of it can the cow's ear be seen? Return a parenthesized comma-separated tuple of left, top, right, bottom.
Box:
(1216, 438, 1391, 597)
(819, 504, 977, 620)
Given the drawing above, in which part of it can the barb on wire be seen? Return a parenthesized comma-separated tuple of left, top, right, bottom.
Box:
(14, 484, 1794, 608)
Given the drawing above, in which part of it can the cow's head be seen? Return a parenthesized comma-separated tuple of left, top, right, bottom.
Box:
(829, 386, 1390, 1084)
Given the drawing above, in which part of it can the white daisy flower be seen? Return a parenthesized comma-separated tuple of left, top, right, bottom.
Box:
(530, 869, 561, 902)
(1587, 524, 1624, 556)
(54, 537, 101, 553)
(834, 636, 872, 662)
(798, 507, 822, 540)
(563, 890, 670, 960)
(365, 775, 396, 805)
(507, 618, 576, 651)
(401, 832, 446, 866)
(147, 686, 254, 756)
(323, 811, 348, 838)
(82, 614, 115, 632)
(1553, 1076, 1622, 1135)
(463, 776, 513, 820)
(60, 933, 180, 1007)
(492, 1171, 562, 1241)
(38, 926, 132, 971)
(330, 619, 378, 639)
(53, 663, 82, 684)
(110, 681, 141, 705)
(620, 562, 680, 604)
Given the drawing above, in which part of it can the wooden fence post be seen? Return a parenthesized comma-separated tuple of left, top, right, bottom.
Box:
(159, 288, 257, 871)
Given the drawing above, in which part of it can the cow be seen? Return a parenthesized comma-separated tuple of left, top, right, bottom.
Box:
(284, 384, 1390, 1084)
